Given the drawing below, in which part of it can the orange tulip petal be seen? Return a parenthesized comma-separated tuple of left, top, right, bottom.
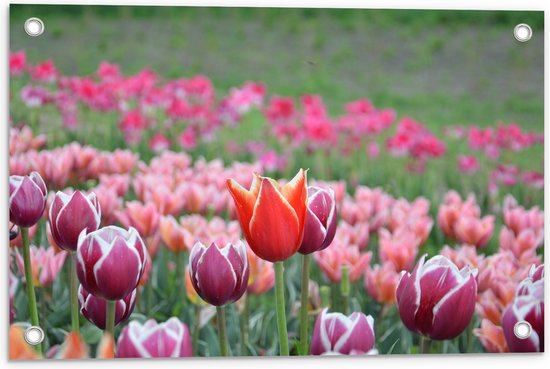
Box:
(96, 333, 115, 359)
(281, 168, 308, 238)
(248, 178, 300, 261)
(226, 174, 261, 239)
(9, 325, 40, 360)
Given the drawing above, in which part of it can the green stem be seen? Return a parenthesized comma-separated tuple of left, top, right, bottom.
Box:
(68, 252, 80, 334)
(420, 336, 432, 354)
(274, 261, 289, 355)
(176, 251, 185, 304)
(299, 254, 310, 355)
(240, 294, 249, 356)
(216, 305, 229, 356)
(192, 305, 201, 354)
(21, 227, 42, 355)
(105, 300, 116, 337)
(320, 286, 331, 308)
(340, 265, 350, 315)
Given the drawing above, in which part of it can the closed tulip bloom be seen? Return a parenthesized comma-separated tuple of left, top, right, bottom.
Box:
(365, 263, 400, 305)
(310, 308, 375, 355)
(78, 285, 136, 329)
(49, 191, 101, 251)
(189, 241, 249, 306)
(378, 227, 420, 272)
(9, 172, 47, 227)
(454, 215, 494, 248)
(473, 319, 508, 353)
(501, 265, 544, 352)
(159, 215, 187, 253)
(117, 318, 193, 358)
(76, 226, 147, 301)
(226, 169, 307, 262)
(299, 186, 337, 254)
(395, 254, 478, 340)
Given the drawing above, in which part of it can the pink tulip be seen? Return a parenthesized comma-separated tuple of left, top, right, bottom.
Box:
(499, 227, 542, 263)
(502, 195, 544, 238)
(15, 245, 66, 288)
(117, 318, 193, 358)
(77, 226, 147, 301)
(437, 191, 479, 239)
(49, 191, 101, 251)
(78, 285, 136, 329)
(310, 308, 375, 355)
(9, 172, 47, 227)
(115, 201, 160, 238)
(457, 155, 479, 174)
(439, 245, 484, 272)
(396, 254, 478, 340)
(453, 215, 494, 248)
(10, 50, 26, 75)
(365, 263, 400, 305)
(474, 319, 508, 353)
(378, 227, 419, 272)
(189, 241, 249, 306)
(93, 185, 122, 225)
(502, 265, 544, 352)
(9, 271, 18, 322)
(299, 186, 337, 254)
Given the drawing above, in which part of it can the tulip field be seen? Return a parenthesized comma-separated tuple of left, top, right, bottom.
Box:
(8, 6, 545, 360)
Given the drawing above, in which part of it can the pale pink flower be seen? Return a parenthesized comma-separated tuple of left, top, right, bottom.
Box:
(454, 215, 494, 248)
(15, 245, 66, 288)
(378, 227, 419, 272)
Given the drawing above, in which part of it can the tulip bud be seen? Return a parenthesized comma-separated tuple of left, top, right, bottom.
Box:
(395, 254, 478, 340)
(117, 318, 193, 358)
(9, 172, 47, 227)
(310, 308, 375, 355)
(189, 241, 249, 306)
(49, 191, 101, 251)
(501, 265, 544, 352)
(76, 226, 147, 301)
(299, 186, 337, 254)
(78, 285, 136, 329)
(226, 169, 307, 262)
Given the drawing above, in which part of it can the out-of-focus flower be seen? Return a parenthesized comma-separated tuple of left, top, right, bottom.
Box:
(395, 254, 478, 340)
(9, 325, 41, 359)
(9, 271, 18, 322)
(9, 172, 47, 228)
(299, 186, 337, 254)
(365, 263, 400, 305)
(49, 191, 101, 252)
(500, 227, 543, 263)
(226, 169, 307, 262)
(78, 285, 136, 329)
(457, 155, 480, 174)
(159, 215, 189, 253)
(454, 215, 494, 248)
(247, 246, 275, 295)
(77, 226, 147, 301)
(310, 308, 375, 355)
(149, 132, 171, 152)
(9, 223, 38, 248)
(115, 201, 159, 238)
(437, 191, 479, 239)
(117, 318, 193, 358)
(189, 241, 249, 306)
(378, 227, 420, 272)
(502, 195, 544, 242)
(474, 319, 508, 353)
(439, 244, 484, 271)
(31, 59, 58, 83)
(53, 332, 89, 359)
(96, 333, 115, 359)
(15, 245, 66, 288)
(10, 50, 26, 76)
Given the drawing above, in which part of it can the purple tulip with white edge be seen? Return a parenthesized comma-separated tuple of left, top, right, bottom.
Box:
(298, 186, 337, 254)
(49, 190, 101, 252)
(310, 308, 375, 355)
(9, 171, 47, 227)
(76, 226, 147, 301)
(502, 264, 544, 352)
(395, 254, 478, 340)
(189, 241, 249, 306)
(117, 317, 193, 358)
(78, 285, 136, 330)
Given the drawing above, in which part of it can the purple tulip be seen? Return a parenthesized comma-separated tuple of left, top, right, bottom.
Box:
(189, 241, 249, 306)
(299, 186, 337, 254)
(49, 191, 101, 252)
(117, 318, 193, 358)
(310, 308, 375, 355)
(502, 264, 544, 352)
(78, 285, 136, 329)
(76, 226, 147, 301)
(9, 172, 47, 227)
(395, 254, 477, 340)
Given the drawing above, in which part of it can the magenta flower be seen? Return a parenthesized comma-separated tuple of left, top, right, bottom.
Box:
(396, 254, 478, 340)
(189, 241, 249, 306)
(49, 191, 101, 251)
(299, 186, 337, 254)
(117, 318, 193, 358)
(310, 308, 375, 355)
(457, 155, 480, 174)
(9, 172, 47, 227)
(76, 226, 147, 301)
(78, 285, 136, 330)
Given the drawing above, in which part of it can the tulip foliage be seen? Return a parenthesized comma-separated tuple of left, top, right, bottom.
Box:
(8, 49, 545, 360)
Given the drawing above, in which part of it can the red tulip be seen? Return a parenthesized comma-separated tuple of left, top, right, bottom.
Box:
(299, 186, 337, 254)
(9, 172, 47, 227)
(395, 254, 477, 340)
(49, 191, 101, 251)
(78, 285, 136, 329)
(76, 226, 147, 301)
(310, 308, 375, 355)
(189, 241, 249, 306)
(226, 169, 307, 262)
(117, 318, 193, 358)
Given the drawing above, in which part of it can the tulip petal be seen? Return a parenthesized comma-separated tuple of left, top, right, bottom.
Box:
(195, 244, 237, 306)
(226, 174, 260, 240)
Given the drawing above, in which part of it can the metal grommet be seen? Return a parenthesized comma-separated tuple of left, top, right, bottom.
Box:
(24, 17, 45, 37)
(513, 321, 532, 339)
(514, 23, 532, 42)
(24, 326, 45, 346)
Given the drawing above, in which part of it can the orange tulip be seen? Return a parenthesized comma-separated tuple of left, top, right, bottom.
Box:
(226, 169, 307, 262)
(96, 333, 115, 358)
(9, 325, 40, 360)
